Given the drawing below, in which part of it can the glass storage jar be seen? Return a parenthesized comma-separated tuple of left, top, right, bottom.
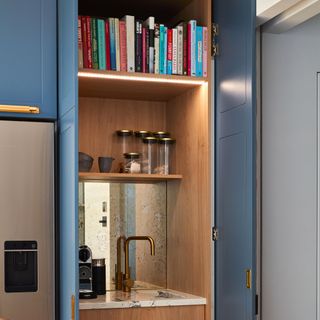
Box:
(141, 137, 157, 174)
(116, 130, 134, 154)
(157, 138, 176, 175)
(123, 152, 141, 173)
(134, 130, 152, 155)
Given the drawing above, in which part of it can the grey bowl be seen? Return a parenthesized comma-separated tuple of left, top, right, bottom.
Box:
(79, 152, 93, 162)
(79, 158, 93, 172)
(98, 157, 114, 173)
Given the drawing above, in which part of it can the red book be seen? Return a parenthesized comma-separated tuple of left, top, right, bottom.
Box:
(142, 27, 146, 73)
(119, 20, 127, 72)
(167, 28, 173, 74)
(105, 20, 111, 70)
(187, 23, 191, 76)
(81, 16, 88, 68)
(85, 16, 93, 68)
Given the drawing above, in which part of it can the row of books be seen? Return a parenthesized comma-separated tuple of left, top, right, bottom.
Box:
(78, 15, 208, 77)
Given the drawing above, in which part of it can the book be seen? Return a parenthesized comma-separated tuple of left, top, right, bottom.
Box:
(81, 17, 88, 68)
(78, 17, 84, 69)
(172, 28, 178, 74)
(196, 26, 203, 77)
(176, 24, 183, 75)
(164, 27, 168, 74)
(85, 16, 92, 68)
(121, 15, 135, 72)
(202, 26, 208, 77)
(114, 18, 120, 71)
(105, 20, 111, 70)
(119, 20, 127, 72)
(167, 29, 173, 75)
(154, 24, 160, 74)
(188, 20, 197, 76)
(143, 17, 155, 74)
(91, 17, 99, 69)
(142, 27, 147, 73)
(181, 22, 188, 75)
(97, 19, 106, 70)
(135, 20, 143, 72)
(108, 18, 116, 71)
(159, 24, 165, 74)
(145, 28, 150, 73)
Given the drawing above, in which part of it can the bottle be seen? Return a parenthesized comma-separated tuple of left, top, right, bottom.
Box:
(142, 137, 157, 174)
(92, 258, 106, 295)
(157, 138, 176, 174)
(123, 152, 141, 173)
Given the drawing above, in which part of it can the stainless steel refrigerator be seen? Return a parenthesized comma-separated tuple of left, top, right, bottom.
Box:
(0, 121, 55, 319)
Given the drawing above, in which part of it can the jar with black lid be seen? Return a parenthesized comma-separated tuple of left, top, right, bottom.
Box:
(142, 136, 157, 174)
(153, 131, 170, 139)
(123, 152, 141, 173)
(135, 131, 152, 156)
(116, 130, 134, 155)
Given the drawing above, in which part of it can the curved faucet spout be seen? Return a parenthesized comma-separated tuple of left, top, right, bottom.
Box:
(123, 236, 156, 292)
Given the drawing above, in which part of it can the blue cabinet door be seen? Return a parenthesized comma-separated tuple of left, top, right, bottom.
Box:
(0, 0, 57, 119)
(214, 0, 256, 319)
(58, 0, 78, 318)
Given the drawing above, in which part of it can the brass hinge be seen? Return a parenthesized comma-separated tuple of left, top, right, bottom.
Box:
(246, 269, 252, 289)
(212, 226, 218, 241)
(212, 23, 219, 58)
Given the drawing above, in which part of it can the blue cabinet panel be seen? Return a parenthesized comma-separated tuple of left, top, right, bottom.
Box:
(58, 0, 78, 318)
(214, 0, 256, 318)
(0, 0, 56, 119)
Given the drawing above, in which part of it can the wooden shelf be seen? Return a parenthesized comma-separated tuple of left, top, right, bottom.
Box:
(78, 69, 207, 101)
(79, 172, 183, 182)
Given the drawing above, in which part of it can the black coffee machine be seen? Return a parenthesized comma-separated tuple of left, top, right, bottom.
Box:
(79, 245, 97, 299)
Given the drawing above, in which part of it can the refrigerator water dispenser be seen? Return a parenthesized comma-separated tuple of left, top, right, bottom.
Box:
(4, 241, 38, 292)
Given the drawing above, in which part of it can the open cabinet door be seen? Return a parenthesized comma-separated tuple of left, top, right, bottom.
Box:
(58, 0, 79, 319)
(214, 0, 256, 319)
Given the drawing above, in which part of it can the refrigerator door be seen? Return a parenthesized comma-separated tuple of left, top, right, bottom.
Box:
(0, 121, 54, 320)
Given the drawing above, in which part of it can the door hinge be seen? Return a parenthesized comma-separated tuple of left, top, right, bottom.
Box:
(212, 23, 219, 58)
(212, 226, 218, 241)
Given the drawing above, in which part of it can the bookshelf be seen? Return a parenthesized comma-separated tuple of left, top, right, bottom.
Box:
(78, 0, 211, 319)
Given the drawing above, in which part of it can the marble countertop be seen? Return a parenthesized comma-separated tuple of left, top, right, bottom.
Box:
(79, 289, 206, 310)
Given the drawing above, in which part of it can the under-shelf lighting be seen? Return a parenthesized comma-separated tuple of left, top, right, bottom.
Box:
(78, 71, 207, 86)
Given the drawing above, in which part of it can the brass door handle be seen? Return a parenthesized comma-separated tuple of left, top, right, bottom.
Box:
(0, 104, 40, 114)
(246, 269, 252, 289)
(71, 295, 75, 320)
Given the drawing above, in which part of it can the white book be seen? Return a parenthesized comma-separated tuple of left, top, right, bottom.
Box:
(154, 24, 160, 74)
(172, 28, 178, 74)
(121, 15, 135, 72)
(189, 20, 197, 77)
(177, 25, 183, 75)
(114, 18, 120, 71)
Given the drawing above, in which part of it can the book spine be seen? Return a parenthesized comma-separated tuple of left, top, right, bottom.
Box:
(177, 25, 183, 75)
(78, 17, 84, 69)
(182, 22, 187, 75)
(142, 27, 146, 73)
(159, 24, 165, 74)
(122, 15, 135, 72)
(105, 20, 111, 70)
(187, 23, 191, 76)
(203, 26, 208, 77)
(135, 20, 142, 72)
(114, 18, 120, 71)
(189, 20, 197, 76)
(167, 29, 172, 75)
(109, 18, 116, 71)
(85, 16, 92, 68)
(164, 27, 167, 74)
(81, 17, 88, 68)
(97, 19, 106, 70)
(172, 28, 178, 75)
(154, 24, 160, 74)
(196, 26, 203, 77)
(145, 29, 150, 73)
(119, 20, 127, 72)
(91, 18, 99, 69)
(149, 22, 155, 73)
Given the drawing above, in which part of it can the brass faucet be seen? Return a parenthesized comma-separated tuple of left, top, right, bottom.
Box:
(123, 236, 155, 292)
(115, 236, 126, 290)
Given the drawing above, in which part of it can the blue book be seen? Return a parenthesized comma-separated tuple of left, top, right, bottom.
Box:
(159, 24, 165, 74)
(109, 18, 116, 71)
(97, 19, 106, 70)
(164, 27, 167, 75)
(196, 26, 203, 77)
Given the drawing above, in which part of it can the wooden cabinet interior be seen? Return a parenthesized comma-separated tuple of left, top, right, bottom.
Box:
(78, 0, 211, 318)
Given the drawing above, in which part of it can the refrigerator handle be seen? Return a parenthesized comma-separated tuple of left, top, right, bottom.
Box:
(0, 105, 40, 114)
